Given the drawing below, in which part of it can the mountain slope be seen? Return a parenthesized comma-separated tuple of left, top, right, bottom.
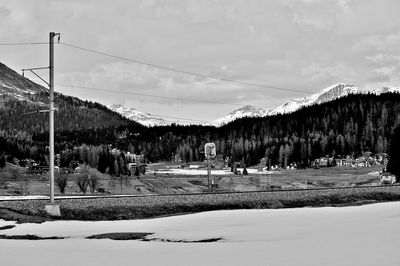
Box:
(372, 86, 400, 94)
(269, 83, 361, 115)
(108, 104, 170, 127)
(212, 105, 270, 127)
(0, 62, 48, 105)
(0, 62, 48, 95)
(212, 83, 361, 126)
(0, 61, 141, 133)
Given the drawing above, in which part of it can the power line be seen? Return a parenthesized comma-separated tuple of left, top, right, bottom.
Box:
(1, 40, 312, 94)
(57, 85, 212, 122)
(58, 42, 312, 94)
(54, 82, 244, 107)
(149, 114, 210, 123)
(28, 78, 213, 123)
(29, 77, 272, 110)
(27, 77, 274, 124)
(0, 42, 48, 46)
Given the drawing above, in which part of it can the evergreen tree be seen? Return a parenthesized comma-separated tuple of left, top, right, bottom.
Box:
(243, 166, 248, 175)
(387, 126, 400, 182)
(0, 156, 5, 168)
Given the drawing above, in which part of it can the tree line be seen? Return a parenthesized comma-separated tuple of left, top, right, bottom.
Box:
(2, 93, 400, 174)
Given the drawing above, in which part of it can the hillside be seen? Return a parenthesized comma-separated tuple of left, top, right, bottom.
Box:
(129, 93, 400, 167)
(212, 83, 400, 126)
(0, 62, 143, 134)
(0, 61, 145, 164)
(108, 104, 170, 127)
(0, 62, 48, 99)
(2, 91, 400, 174)
(2, 61, 400, 172)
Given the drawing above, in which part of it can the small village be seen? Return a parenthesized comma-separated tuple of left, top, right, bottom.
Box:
(11, 149, 391, 176)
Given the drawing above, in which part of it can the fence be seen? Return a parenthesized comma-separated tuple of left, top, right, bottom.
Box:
(0, 168, 386, 197)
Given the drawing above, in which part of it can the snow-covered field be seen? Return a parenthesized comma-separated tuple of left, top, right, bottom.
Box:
(1, 202, 400, 266)
(155, 168, 271, 175)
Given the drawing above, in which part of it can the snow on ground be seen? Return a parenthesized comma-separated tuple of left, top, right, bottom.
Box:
(369, 171, 381, 176)
(0, 195, 49, 201)
(1, 202, 400, 266)
(155, 168, 272, 175)
(0, 194, 158, 201)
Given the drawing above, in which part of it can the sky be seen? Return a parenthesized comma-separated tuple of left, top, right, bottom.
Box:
(1, 0, 400, 123)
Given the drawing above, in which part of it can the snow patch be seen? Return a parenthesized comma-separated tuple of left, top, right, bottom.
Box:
(154, 168, 264, 175)
(1, 202, 400, 266)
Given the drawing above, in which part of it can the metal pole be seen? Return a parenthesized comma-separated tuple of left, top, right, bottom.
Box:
(49, 32, 55, 204)
(207, 157, 211, 192)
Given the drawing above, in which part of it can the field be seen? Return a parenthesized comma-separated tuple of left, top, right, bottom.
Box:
(144, 164, 382, 193)
(0, 162, 384, 196)
(1, 202, 400, 266)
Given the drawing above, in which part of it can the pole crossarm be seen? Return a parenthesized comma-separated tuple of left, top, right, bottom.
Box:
(21, 66, 49, 71)
(22, 69, 50, 87)
(24, 109, 49, 115)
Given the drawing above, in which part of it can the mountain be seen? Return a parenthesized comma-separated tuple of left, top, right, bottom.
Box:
(212, 83, 362, 126)
(0, 61, 140, 134)
(372, 86, 400, 95)
(0, 62, 48, 105)
(269, 83, 361, 115)
(212, 105, 270, 127)
(108, 104, 170, 127)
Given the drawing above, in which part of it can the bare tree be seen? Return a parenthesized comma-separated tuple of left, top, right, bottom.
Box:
(55, 172, 68, 194)
(76, 173, 89, 194)
(88, 175, 99, 194)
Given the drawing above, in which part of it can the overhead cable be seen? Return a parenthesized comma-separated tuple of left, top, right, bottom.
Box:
(59, 42, 312, 94)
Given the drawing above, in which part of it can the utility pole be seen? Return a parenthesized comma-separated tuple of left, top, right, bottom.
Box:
(49, 32, 57, 204)
(204, 143, 216, 193)
(46, 32, 61, 216)
(207, 157, 211, 192)
(22, 32, 60, 215)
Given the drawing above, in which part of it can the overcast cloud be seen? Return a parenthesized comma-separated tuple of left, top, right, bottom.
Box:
(1, 0, 400, 122)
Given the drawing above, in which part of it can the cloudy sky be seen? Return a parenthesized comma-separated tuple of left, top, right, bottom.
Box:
(1, 0, 400, 123)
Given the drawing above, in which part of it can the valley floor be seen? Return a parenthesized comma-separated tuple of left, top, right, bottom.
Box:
(1, 202, 399, 266)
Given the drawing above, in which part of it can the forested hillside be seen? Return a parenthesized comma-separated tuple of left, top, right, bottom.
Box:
(0, 91, 144, 164)
(0, 92, 138, 133)
(1, 92, 400, 174)
(133, 93, 400, 167)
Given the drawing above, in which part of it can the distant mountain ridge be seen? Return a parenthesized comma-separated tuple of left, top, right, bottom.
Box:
(110, 83, 400, 127)
(372, 86, 400, 95)
(212, 105, 271, 127)
(3, 59, 399, 129)
(211, 83, 400, 126)
(0, 61, 165, 129)
(268, 83, 361, 115)
(108, 104, 170, 127)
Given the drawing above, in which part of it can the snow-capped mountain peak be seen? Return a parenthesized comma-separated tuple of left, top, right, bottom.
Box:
(269, 83, 361, 115)
(211, 83, 362, 126)
(108, 104, 170, 127)
(372, 86, 400, 95)
(212, 105, 271, 126)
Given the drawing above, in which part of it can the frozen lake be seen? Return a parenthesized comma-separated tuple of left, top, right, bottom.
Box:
(1, 202, 400, 266)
